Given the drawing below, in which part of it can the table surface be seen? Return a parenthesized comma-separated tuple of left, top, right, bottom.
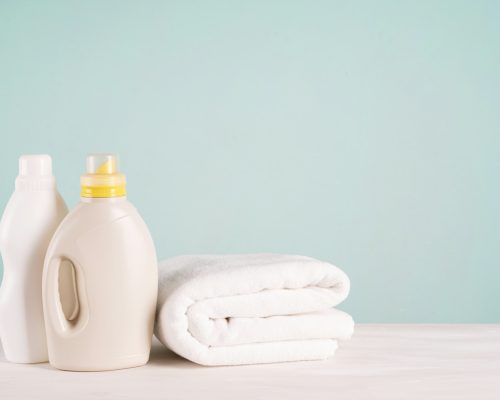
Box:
(1, 324, 499, 400)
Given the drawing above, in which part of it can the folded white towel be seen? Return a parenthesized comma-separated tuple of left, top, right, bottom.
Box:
(155, 254, 354, 366)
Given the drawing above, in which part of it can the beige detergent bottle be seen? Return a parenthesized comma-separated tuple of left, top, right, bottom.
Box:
(42, 154, 158, 371)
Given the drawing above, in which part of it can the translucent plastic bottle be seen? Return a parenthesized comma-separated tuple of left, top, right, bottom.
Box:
(43, 154, 158, 371)
(0, 155, 68, 363)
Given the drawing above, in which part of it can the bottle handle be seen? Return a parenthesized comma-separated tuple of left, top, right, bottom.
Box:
(44, 256, 89, 336)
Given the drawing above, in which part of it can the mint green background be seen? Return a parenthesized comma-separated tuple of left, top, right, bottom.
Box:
(1, 1, 499, 322)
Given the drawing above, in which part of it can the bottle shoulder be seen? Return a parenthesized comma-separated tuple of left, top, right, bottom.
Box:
(0, 190, 68, 249)
(47, 198, 156, 260)
(54, 199, 145, 237)
(1, 190, 66, 218)
(69, 198, 139, 219)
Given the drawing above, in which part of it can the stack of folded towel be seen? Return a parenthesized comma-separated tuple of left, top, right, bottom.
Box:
(155, 254, 354, 366)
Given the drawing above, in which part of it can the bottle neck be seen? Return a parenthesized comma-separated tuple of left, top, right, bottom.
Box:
(80, 196, 127, 204)
(15, 176, 56, 191)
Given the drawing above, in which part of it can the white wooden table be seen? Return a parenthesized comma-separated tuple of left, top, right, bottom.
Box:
(1, 325, 499, 400)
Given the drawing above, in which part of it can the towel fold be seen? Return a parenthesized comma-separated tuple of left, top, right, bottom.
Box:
(155, 254, 354, 366)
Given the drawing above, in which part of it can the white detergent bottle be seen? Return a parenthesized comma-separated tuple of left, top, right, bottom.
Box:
(0, 155, 68, 363)
(43, 154, 158, 371)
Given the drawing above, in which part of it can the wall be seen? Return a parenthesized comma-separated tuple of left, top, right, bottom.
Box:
(1, 1, 499, 322)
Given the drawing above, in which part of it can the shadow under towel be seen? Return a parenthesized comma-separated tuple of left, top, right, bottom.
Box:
(154, 254, 354, 366)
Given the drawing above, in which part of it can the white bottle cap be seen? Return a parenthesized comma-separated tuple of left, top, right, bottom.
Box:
(16, 154, 56, 190)
(19, 155, 53, 177)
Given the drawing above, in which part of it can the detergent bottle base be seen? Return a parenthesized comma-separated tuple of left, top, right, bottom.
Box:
(52, 351, 150, 372)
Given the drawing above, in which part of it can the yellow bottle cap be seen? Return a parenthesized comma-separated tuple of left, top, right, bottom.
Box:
(80, 154, 126, 198)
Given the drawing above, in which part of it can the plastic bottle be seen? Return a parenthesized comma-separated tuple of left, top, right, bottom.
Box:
(0, 155, 68, 363)
(43, 154, 158, 371)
